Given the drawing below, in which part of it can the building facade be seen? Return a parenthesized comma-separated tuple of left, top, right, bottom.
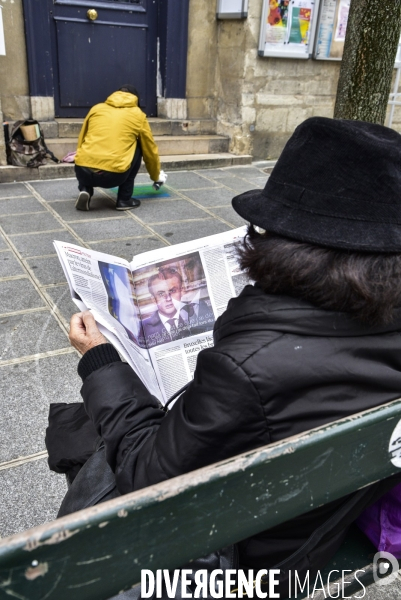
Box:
(1, 0, 400, 167)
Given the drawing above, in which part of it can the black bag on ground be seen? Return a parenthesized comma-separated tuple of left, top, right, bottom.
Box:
(47, 403, 100, 485)
(57, 443, 121, 517)
(7, 119, 60, 167)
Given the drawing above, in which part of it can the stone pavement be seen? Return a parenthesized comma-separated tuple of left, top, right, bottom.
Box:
(0, 163, 268, 539)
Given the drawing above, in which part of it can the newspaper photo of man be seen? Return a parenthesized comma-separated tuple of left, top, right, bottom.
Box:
(175, 253, 215, 335)
(137, 252, 215, 349)
(98, 262, 145, 347)
(142, 269, 190, 348)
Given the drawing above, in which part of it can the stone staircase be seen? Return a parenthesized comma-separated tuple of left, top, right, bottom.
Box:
(0, 118, 252, 183)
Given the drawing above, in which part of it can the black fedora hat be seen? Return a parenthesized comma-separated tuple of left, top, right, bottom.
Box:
(232, 117, 401, 252)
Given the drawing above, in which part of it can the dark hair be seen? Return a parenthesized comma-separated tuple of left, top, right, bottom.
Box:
(119, 85, 141, 107)
(238, 225, 401, 326)
(119, 84, 139, 97)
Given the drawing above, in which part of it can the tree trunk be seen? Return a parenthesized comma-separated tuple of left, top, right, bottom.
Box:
(334, 0, 401, 124)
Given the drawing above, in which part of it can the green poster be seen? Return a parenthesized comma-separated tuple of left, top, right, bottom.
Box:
(289, 8, 302, 44)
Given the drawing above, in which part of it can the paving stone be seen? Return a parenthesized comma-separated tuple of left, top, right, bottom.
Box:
(164, 171, 220, 190)
(101, 174, 156, 191)
(26, 256, 67, 286)
(0, 460, 67, 537)
(193, 169, 227, 179)
(180, 187, 235, 207)
(45, 284, 80, 325)
(0, 196, 45, 215)
(0, 279, 46, 313)
(222, 166, 267, 179)
(101, 188, 118, 200)
(254, 160, 276, 168)
(132, 173, 156, 185)
(30, 178, 79, 201)
(311, 572, 401, 600)
(362, 578, 401, 599)
(11, 229, 78, 259)
(0, 311, 68, 361)
(152, 218, 232, 244)
(216, 175, 255, 193)
(136, 198, 209, 224)
(0, 183, 29, 198)
(0, 251, 25, 278)
(69, 217, 148, 242)
(239, 176, 267, 188)
(104, 186, 181, 202)
(98, 178, 154, 196)
(208, 206, 248, 227)
(89, 236, 168, 262)
(31, 177, 156, 201)
(0, 233, 8, 250)
(0, 353, 82, 463)
(0, 212, 61, 235)
(48, 195, 123, 221)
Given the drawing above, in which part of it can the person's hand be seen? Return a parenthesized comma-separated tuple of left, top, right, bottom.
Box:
(158, 170, 167, 184)
(152, 170, 168, 190)
(69, 311, 108, 355)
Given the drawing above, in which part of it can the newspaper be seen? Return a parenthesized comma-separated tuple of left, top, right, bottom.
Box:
(54, 226, 249, 404)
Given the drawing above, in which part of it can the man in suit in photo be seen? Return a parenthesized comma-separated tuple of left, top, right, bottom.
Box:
(179, 255, 215, 334)
(142, 271, 189, 348)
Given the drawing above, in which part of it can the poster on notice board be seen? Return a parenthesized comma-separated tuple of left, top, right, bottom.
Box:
(313, 0, 350, 60)
(313, 0, 401, 65)
(258, 0, 319, 59)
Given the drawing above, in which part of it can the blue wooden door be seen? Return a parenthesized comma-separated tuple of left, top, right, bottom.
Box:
(49, 0, 158, 117)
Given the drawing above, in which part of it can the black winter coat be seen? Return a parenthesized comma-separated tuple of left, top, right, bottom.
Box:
(81, 285, 401, 569)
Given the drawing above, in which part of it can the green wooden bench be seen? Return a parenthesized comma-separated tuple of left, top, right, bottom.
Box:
(1, 398, 401, 600)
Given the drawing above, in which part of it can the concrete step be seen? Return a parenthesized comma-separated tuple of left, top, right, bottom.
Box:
(0, 153, 253, 183)
(45, 135, 230, 161)
(160, 152, 252, 170)
(51, 118, 218, 138)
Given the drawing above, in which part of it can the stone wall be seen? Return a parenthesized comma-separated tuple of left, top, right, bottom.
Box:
(0, 0, 30, 121)
(186, 0, 401, 159)
(1, 0, 401, 160)
(186, 0, 218, 120)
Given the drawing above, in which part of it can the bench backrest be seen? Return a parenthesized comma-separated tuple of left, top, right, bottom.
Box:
(1, 399, 401, 600)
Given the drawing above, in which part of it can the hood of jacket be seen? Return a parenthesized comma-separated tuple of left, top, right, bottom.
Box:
(214, 284, 401, 342)
(105, 91, 139, 109)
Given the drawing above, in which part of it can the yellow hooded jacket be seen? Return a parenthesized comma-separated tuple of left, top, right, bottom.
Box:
(75, 91, 161, 181)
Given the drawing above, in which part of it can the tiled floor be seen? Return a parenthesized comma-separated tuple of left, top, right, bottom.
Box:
(0, 163, 268, 539)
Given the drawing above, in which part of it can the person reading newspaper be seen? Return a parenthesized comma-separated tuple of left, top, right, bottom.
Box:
(48, 117, 401, 598)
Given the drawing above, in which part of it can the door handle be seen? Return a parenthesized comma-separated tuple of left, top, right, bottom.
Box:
(87, 9, 98, 20)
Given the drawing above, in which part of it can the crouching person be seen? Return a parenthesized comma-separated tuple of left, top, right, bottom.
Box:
(48, 117, 401, 598)
(74, 84, 166, 212)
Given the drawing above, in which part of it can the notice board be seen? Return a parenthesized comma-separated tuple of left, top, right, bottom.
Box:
(258, 0, 319, 59)
(313, 0, 350, 60)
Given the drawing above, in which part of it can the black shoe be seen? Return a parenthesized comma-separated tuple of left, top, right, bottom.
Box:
(75, 190, 91, 211)
(116, 197, 141, 210)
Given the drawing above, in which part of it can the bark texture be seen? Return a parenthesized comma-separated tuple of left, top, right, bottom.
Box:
(334, 0, 401, 124)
